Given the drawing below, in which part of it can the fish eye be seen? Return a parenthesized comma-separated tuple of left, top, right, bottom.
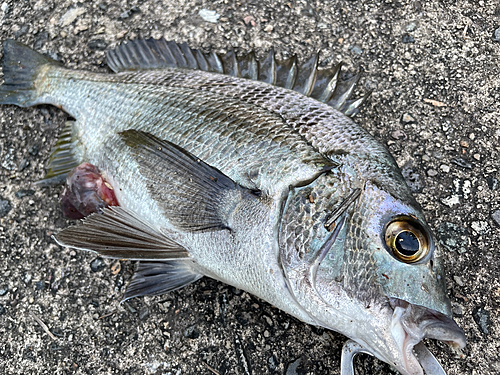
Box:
(384, 216, 430, 263)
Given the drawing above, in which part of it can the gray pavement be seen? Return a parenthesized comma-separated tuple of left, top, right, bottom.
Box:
(0, 1, 499, 374)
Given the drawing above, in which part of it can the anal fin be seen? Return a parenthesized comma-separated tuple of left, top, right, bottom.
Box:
(123, 260, 203, 301)
(55, 206, 190, 260)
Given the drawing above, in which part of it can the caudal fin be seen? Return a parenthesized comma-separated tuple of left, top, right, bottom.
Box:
(0, 39, 60, 107)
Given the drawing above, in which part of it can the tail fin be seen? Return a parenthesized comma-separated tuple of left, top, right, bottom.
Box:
(0, 39, 60, 107)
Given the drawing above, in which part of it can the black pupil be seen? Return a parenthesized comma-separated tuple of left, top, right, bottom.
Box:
(395, 231, 420, 256)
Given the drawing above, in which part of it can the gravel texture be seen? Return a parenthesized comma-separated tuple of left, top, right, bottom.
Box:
(0, 1, 499, 374)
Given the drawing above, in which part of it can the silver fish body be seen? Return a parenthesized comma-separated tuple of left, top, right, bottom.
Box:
(0, 39, 465, 375)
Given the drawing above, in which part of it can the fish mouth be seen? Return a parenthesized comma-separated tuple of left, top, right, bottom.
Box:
(389, 298, 466, 375)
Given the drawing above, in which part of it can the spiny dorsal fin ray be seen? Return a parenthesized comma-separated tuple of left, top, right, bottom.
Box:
(292, 53, 318, 96)
(276, 54, 298, 89)
(258, 49, 276, 85)
(311, 62, 342, 103)
(239, 51, 258, 80)
(106, 38, 368, 117)
(328, 71, 361, 111)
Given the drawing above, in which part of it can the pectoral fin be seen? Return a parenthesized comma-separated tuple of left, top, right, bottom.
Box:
(120, 129, 260, 233)
(55, 206, 190, 260)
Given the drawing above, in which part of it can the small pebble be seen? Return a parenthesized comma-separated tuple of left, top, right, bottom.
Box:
(349, 45, 363, 55)
(471, 221, 489, 234)
(88, 39, 108, 50)
(14, 24, 30, 38)
(59, 7, 85, 27)
(487, 176, 498, 191)
(0, 286, 8, 296)
(286, 357, 303, 375)
(34, 31, 48, 50)
(451, 157, 472, 169)
(264, 24, 274, 32)
(28, 145, 39, 156)
(492, 287, 500, 304)
(184, 324, 199, 339)
(35, 281, 45, 290)
(139, 307, 150, 320)
(491, 210, 500, 227)
(0, 304, 5, 315)
(401, 113, 416, 124)
(231, 287, 242, 295)
(90, 257, 106, 272)
(440, 164, 450, 173)
(422, 154, 431, 162)
(441, 195, 460, 208)
(493, 26, 500, 42)
(452, 303, 463, 316)
(453, 275, 464, 286)
(15, 189, 35, 199)
(427, 169, 438, 177)
(402, 34, 415, 43)
(406, 22, 418, 32)
(110, 261, 121, 275)
(391, 129, 406, 140)
(472, 305, 491, 334)
(119, 7, 140, 20)
(198, 9, 220, 23)
(268, 355, 278, 371)
(0, 198, 12, 218)
(1, 2, 9, 13)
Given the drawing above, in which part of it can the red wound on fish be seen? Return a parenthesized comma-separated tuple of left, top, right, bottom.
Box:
(60, 163, 119, 219)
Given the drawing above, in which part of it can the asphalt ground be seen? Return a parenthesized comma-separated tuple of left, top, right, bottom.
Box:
(0, 1, 499, 374)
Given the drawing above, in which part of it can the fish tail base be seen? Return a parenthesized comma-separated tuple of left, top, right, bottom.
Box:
(0, 39, 59, 107)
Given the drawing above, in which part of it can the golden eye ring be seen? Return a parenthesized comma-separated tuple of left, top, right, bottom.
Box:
(384, 216, 430, 263)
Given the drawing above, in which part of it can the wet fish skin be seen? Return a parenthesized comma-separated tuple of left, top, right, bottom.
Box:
(0, 39, 465, 375)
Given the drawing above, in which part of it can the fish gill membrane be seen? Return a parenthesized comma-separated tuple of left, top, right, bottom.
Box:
(0, 39, 466, 375)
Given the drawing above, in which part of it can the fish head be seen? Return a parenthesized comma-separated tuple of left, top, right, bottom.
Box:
(279, 173, 465, 374)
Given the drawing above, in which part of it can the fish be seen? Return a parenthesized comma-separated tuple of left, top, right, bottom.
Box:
(0, 39, 465, 375)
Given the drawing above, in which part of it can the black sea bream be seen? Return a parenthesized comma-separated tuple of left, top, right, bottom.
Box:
(0, 39, 465, 375)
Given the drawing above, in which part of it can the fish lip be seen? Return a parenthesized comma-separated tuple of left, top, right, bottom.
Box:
(390, 298, 466, 375)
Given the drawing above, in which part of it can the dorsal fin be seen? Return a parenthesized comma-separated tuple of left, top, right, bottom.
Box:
(106, 38, 369, 117)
